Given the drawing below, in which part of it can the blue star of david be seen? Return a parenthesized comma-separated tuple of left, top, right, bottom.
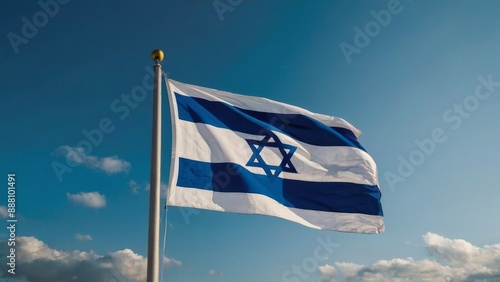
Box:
(245, 131, 298, 180)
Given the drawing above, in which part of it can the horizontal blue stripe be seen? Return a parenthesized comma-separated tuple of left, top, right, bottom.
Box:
(177, 158, 383, 216)
(175, 93, 365, 150)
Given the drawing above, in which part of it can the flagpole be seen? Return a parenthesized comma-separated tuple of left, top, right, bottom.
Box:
(146, 49, 164, 282)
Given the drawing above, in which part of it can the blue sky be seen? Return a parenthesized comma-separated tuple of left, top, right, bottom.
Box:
(2, 1, 500, 281)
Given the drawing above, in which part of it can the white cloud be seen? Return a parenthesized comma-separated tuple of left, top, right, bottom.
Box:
(207, 269, 222, 277)
(424, 232, 500, 277)
(318, 264, 336, 277)
(55, 146, 130, 174)
(75, 233, 93, 241)
(164, 256, 182, 267)
(67, 192, 106, 208)
(0, 236, 181, 282)
(0, 206, 7, 219)
(129, 179, 142, 194)
(208, 269, 217, 276)
(318, 232, 500, 282)
(319, 258, 461, 282)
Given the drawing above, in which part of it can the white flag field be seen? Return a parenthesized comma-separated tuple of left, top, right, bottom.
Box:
(166, 79, 384, 234)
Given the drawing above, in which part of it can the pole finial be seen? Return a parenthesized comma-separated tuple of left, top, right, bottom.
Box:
(151, 49, 164, 62)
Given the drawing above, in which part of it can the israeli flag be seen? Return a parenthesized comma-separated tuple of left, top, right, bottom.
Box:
(166, 80, 383, 233)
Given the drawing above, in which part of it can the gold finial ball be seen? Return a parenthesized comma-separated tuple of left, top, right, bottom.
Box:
(151, 49, 164, 62)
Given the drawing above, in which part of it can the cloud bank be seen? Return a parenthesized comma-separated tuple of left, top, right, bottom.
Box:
(318, 232, 500, 282)
(0, 236, 181, 282)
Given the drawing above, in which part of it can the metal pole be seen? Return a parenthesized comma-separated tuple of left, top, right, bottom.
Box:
(146, 49, 164, 282)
